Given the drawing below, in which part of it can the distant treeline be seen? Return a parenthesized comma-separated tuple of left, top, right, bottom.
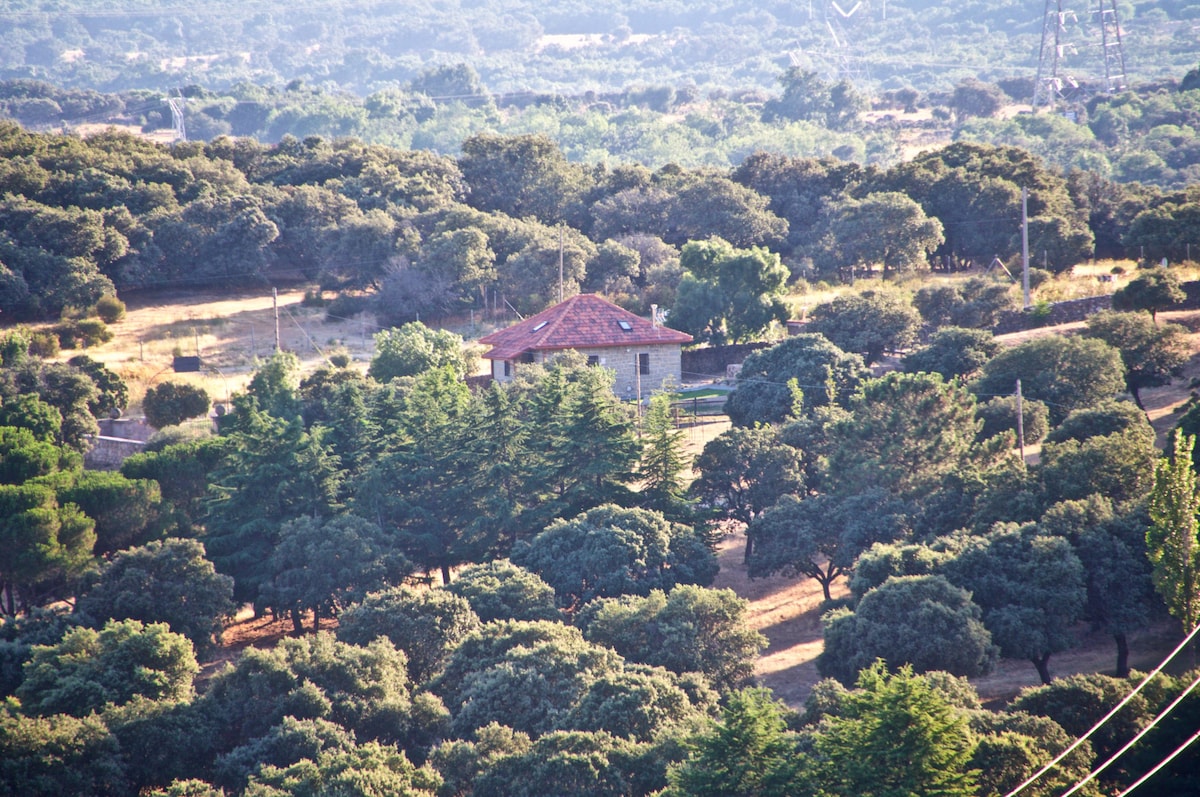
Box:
(3, 121, 1199, 325)
(0, 0, 1197, 98)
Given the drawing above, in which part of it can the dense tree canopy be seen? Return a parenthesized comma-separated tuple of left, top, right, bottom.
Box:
(512, 505, 717, 609)
(723, 334, 868, 426)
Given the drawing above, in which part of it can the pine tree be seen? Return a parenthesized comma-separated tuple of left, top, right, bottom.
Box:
(638, 391, 687, 507)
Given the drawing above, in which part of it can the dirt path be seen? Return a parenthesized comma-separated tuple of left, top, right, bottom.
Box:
(712, 533, 846, 707)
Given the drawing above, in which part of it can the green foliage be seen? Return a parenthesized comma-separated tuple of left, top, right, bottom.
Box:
(1039, 428, 1157, 507)
(512, 504, 717, 609)
(1084, 309, 1190, 408)
(577, 585, 767, 693)
(444, 560, 560, 623)
(972, 335, 1127, 425)
(968, 711, 1098, 797)
(0, 424, 77, 484)
(352, 366, 477, 585)
(748, 490, 911, 601)
(941, 523, 1087, 683)
(471, 730, 656, 797)
(0, 360, 100, 449)
(1044, 497, 1158, 677)
(1147, 432, 1200, 637)
(904, 326, 1003, 380)
(204, 406, 342, 605)
(813, 193, 944, 277)
(976, 395, 1050, 446)
(16, 619, 197, 717)
(121, 436, 230, 536)
(244, 351, 304, 421)
(336, 586, 480, 684)
(828, 371, 989, 499)
(1111, 268, 1186, 319)
(368, 322, 475, 382)
(76, 539, 235, 655)
(950, 78, 1005, 124)
(669, 237, 789, 345)
(663, 688, 806, 797)
(65, 354, 128, 418)
(808, 289, 922, 365)
(0, 706, 127, 797)
(689, 424, 806, 561)
(1046, 398, 1154, 445)
(913, 278, 1016, 329)
(429, 723, 532, 797)
(0, 394, 62, 446)
(93, 294, 126, 324)
(57, 469, 163, 555)
(562, 666, 717, 742)
(458, 133, 589, 226)
(143, 382, 211, 430)
(819, 575, 998, 685)
(1009, 672, 1152, 764)
(637, 391, 688, 507)
(260, 515, 413, 634)
(441, 627, 624, 738)
(0, 481, 94, 616)
(201, 632, 446, 752)
(724, 333, 868, 426)
(814, 661, 979, 797)
(245, 739, 441, 797)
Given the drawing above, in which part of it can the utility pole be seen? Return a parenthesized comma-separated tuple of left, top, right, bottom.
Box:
(635, 355, 642, 417)
(1022, 187, 1031, 309)
(558, 225, 564, 304)
(273, 288, 281, 352)
(1016, 379, 1026, 465)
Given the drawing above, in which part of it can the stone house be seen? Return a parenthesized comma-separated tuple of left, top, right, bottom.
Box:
(477, 293, 693, 398)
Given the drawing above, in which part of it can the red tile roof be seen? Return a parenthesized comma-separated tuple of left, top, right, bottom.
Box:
(478, 294, 692, 361)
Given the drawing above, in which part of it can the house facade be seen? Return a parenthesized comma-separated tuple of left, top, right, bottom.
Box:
(477, 294, 693, 398)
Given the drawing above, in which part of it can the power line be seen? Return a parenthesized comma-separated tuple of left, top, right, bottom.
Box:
(1056, 669, 1200, 797)
(1003, 620, 1200, 797)
(1115, 728, 1200, 796)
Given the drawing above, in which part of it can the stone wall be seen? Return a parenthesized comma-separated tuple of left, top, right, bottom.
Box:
(680, 342, 770, 381)
(992, 295, 1113, 333)
(98, 417, 154, 441)
(84, 436, 146, 470)
(991, 279, 1200, 334)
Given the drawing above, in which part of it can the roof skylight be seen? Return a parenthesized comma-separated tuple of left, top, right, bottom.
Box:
(617, 320, 633, 331)
(532, 321, 548, 332)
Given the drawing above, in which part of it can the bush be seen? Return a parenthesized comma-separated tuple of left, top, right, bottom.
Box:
(325, 293, 370, 320)
(143, 382, 211, 429)
(93, 295, 126, 324)
(301, 288, 328, 308)
(56, 319, 112, 348)
(26, 330, 60, 358)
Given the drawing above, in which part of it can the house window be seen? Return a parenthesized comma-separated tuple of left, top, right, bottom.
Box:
(503, 361, 511, 377)
(587, 355, 599, 367)
(638, 352, 650, 375)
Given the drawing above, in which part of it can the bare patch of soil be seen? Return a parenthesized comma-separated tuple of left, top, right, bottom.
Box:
(712, 533, 847, 708)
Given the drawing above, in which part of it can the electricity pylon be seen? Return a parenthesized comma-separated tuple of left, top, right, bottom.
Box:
(1033, 0, 1128, 110)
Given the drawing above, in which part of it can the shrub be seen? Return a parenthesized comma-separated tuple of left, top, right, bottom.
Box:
(93, 295, 126, 324)
(59, 318, 113, 348)
(301, 288, 328, 308)
(26, 330, 59, 358)
(325, 293, 370, 320)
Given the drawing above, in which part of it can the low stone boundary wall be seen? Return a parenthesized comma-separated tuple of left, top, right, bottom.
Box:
(681, 342, 770, 382)
(85, 435, 146, 470)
